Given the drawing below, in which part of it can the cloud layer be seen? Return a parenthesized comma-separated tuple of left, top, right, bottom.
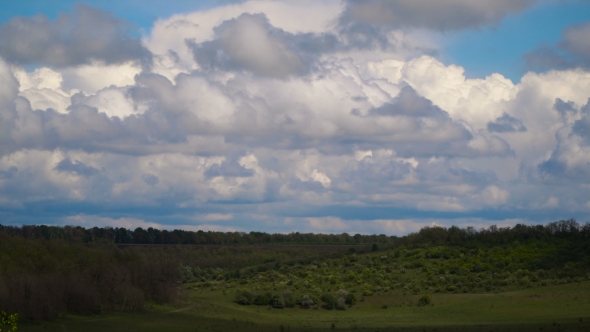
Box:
(0, 1, 589, 234)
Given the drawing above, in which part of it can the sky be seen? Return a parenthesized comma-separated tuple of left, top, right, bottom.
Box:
(1, 0, 590, 235)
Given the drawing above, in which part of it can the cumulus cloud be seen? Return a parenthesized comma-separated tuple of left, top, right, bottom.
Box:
(1, 1, 590, 233)
(340, 0, 536, 31)
(0, 4, 151, 67)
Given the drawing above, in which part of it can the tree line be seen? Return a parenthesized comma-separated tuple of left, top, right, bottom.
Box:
(0, 224, 395, 245)
(0, 218, 587, 247)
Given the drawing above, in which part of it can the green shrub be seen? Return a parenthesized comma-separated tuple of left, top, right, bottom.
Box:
(321, 294, 337, 310)
(0, 312, 18, 332)
(299, 295, 314, 308)
(254, 293, 271, 305)
(362, 289, 373, 296)
(272, 297, 285, 309)
(236, 291, 256, 305)
(345, 293, 357, 305)
(417, 295, 431, 307)
(336, 297, 346, 310)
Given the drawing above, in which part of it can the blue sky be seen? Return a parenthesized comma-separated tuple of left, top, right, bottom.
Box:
(0, 0, 589, 234)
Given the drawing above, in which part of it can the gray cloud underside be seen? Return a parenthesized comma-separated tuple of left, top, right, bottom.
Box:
(487, 113, 527, 133)
(0, 4, 151, 67)
(341, 0, 536, 31)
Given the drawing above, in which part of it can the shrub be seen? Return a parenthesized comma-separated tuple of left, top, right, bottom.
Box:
(336, 297, 346, 310)
(345, 293, 357, 305)
(254, 293, 270, 306)
(321, 294, 337, 310)
(236, 291, 256, 305)
(299, 295, 314, 308)
(417, 295, 431, 307)
(0, 312, 18, 332)
(362, 289, 373, 296)
(272, 297, 285, 309)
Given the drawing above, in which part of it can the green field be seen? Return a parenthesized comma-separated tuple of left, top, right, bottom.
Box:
(18, 281, 590, 332)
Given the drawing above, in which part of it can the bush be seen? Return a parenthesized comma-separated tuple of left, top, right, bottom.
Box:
(237, 291, 256, 305)
(336, 297, 346, 310)
(254, 293, 271, 306)
(282, 291, 294, 308)
(299, 295, 314, 308)
(321, 294, 337, 310)
(336, 289, 348, 299)
(272, 297, 285, 309)
(345, 293, 357, 305)
(0, 312, 18, 332)
(417, 295, 431, 307)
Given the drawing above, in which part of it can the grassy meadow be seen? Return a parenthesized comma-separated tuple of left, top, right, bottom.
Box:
(18, 281, 590, 332)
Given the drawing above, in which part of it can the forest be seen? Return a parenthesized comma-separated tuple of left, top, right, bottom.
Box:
(1, 219, 589, 331)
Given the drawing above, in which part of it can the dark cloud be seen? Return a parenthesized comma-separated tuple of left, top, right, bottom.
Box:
(340, 0, 536, 31)
(205, 159, 254, 178)
(288, 179, 326, 192)
(561, 21, 590, 64)
(554, 98, 577, 117)
(487, 113, 527, 133)
(538, 157, 567, 177)
(572, 99, 590, 145)
(370, 86, 452, 118)
(525, 21, 590, 71)
(142, 174, 159, 186)
(0, 4, 151, 67)
(188, 13, 310, 78)
(341, 158, 413, 186)
(55, 158, 99, 177)
(187, 13, 406, 78)
(0, 166, 18, 179)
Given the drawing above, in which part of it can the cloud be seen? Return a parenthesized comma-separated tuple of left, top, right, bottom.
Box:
(536, 98, 590, 182)
(340, 0, 536, 31)
(2, 1, 590, 231)
(487, 113, 527, 133)
(0, 166, 18, 179)
(525, 21, 590, 71)
(188, 13, 308, 78)
(0, 4, 151, 67)
(205, 158, 255, 178)
(55, 157, 100, 177)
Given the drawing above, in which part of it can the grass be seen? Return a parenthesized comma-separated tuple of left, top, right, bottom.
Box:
(18, 280, 590, 332)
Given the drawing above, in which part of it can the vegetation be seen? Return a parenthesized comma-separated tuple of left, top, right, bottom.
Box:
(1, 218, 589, 331)
(0, 312, 18, 332)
